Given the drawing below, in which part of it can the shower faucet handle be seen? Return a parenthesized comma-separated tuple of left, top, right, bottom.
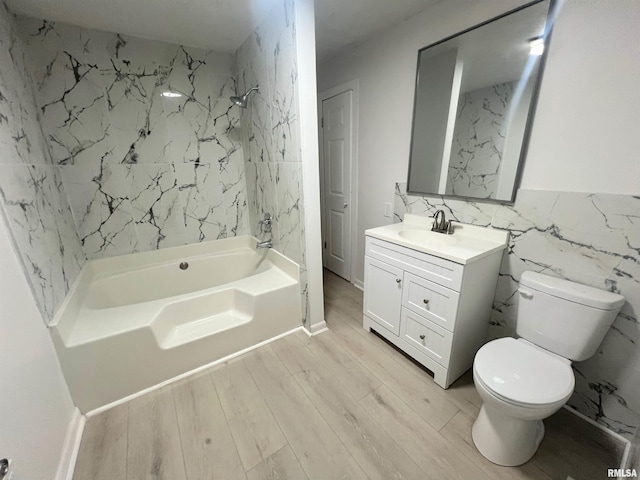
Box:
(259, 213, 272, 226)
(259, 213, 272, 232)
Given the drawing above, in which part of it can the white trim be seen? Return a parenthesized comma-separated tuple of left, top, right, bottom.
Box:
(562, 405, 631, 469)
(85, 327, 302, 417)
(55, 407, 85, 480)
(353, 279, 364, 291)
(318, 78, 360, 283)
(620, 441, 632, 472)
(304, 320, 328, 336)
(295, 0, 325, 330)
(302, 321, 328, 337)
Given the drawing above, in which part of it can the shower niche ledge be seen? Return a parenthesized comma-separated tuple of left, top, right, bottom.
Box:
(363, 214, 508, 388)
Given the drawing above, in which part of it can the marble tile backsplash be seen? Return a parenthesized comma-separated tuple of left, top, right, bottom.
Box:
(0, 4, 85, 322)
(395, 182, 640, 438)
(236, 0, 309, 326)
(16, 16, 249, 259)
(446, 82, 514, 199)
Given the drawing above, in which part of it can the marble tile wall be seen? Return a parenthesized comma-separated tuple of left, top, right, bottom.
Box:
(16, 17, 250, 259)
(0, 4, 85, 322)
(236, 0, 309, 326)
(446, 82, 514, 199)
(395, 182, 640, 438)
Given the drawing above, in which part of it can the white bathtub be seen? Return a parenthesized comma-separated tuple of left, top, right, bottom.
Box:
(50, 236, 301, 413)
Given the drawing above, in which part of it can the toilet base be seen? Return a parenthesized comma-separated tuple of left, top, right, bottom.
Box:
(472, 404, 545, 466)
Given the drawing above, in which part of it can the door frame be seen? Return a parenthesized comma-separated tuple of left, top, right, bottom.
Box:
(318, 79, 359, 285)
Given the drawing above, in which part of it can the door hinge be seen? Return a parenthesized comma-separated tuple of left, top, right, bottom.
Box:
(321, 117, 324, 128)
(324, 241, 327, 248)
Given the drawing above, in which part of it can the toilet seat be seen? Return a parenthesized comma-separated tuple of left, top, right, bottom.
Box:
(474, 337, 575, 407)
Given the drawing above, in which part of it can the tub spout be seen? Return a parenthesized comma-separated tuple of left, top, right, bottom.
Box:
(256, 239, 272, 249)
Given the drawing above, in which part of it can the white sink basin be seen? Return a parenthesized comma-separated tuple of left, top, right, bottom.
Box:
(398, 229, 460, 246)
(365, 214, 509, 264)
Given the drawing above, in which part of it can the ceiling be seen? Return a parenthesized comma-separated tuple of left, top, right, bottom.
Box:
(314, 0, 440, 61)
(6, 0, 282, 54)
(7, 0, 440, 59)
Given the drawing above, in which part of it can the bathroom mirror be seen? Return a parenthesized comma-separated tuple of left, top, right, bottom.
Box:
(406, 0, 553, 202)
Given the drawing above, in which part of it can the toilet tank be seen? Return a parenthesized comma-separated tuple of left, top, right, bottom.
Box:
(516, 272, 625, 361)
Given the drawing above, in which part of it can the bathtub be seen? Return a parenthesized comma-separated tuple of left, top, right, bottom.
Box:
(50, 235, 301, 413)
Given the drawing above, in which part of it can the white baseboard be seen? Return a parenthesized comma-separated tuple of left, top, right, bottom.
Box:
(86, 326, 302, 418)
(303, 320, 328, 337)
(562, 405, 631, 469)
(310, 320, 327, 334)
(353, 279, 364, 291)
(56, 407, 85, 480)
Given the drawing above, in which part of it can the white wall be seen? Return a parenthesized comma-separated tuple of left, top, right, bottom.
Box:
(317, 0, 640, 285)
(295, 0, 326, 331)
(317, 0, 526, 285)
(0, 211, 75, 478)
(521, 0, 640, 192)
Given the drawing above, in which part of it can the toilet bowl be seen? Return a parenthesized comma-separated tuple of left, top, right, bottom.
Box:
(471, 271, 625, 466)
(471, 337, 573, 466)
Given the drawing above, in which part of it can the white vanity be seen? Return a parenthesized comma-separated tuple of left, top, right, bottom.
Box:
(363, 214, 508, 388)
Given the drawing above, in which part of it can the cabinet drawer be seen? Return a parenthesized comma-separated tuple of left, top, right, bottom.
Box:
(401, 308, 453, 367)
(402, 272, 459, 332)
(365, 236, 463, 290)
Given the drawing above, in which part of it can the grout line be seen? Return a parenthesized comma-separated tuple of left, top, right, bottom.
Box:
(287, 367, 373, 480)
(124, 402, 130, 480)
(169, 388, 189, 479)
(245, 443, 291, 477)
(207, 372, 248, 475)
(241, 346, 317, 480)
(438, 408, 461, 433)
(269, 340, 372, 479)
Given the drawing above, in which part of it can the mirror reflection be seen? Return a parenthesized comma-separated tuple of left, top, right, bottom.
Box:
(407, 1, 551, 202)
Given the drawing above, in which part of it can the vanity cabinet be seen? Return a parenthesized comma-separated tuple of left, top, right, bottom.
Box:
(363, 235, 504, 388)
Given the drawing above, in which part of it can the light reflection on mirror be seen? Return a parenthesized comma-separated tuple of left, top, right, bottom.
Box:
(407, 1, 553, 203)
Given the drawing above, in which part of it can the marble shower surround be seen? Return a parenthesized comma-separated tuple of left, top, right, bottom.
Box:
(0, 4, 85, 322)
(395, 182, 640, 438)
(236, 0, 309, 326)
(16, 17, 250, 259)
(446, 81, 514, 199)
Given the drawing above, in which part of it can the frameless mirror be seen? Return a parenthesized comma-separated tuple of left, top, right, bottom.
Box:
(407, 0, 553, 202)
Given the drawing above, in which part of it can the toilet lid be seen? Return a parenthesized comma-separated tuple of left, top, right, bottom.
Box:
(474, 338, 575, 406)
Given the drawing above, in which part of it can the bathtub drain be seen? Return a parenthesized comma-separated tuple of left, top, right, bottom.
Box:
(179, 261, 189, 270)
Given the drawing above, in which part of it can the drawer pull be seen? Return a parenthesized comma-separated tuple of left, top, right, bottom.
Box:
(423, 299, 429, 305)
(419, 334, 425, 340)
(396, 278, 401, 284)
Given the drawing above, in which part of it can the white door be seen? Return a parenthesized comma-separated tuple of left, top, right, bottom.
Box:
(322, 90, 352, 280)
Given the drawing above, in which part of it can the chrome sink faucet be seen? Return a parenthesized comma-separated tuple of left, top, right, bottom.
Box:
(431, 209, 454, 234)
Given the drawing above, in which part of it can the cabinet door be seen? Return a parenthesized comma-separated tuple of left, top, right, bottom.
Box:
(364, 256, 403, 335)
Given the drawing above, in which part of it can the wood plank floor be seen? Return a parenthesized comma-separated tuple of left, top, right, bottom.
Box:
(73, 269, 625, 480)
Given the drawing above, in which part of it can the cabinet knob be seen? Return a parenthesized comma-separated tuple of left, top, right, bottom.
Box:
(419, 334, 425, 340)
(396, 278, 401, 284)
(423, 299, 429, 305)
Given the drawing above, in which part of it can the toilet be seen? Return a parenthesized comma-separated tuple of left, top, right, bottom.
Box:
(471, 271, 625, 466)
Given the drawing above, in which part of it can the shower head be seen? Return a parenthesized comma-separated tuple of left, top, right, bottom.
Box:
(230, 85, 259, 108)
